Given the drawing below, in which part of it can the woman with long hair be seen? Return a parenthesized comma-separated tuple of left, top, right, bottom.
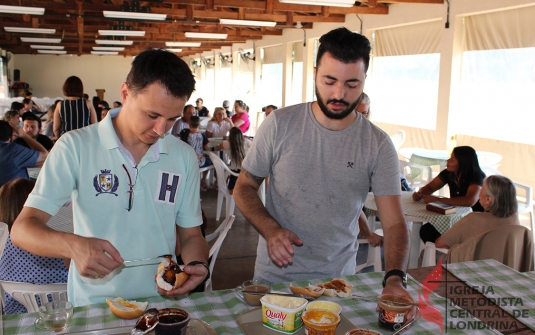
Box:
(414, 146, 486, 242)
(435, 175, 519, 249)
(53, 76, 97, 138)
(205, 107, 234, 138)
(230, 100, 250, 134)
(214, 127, 252, 193)
(0, 178, 69, 314)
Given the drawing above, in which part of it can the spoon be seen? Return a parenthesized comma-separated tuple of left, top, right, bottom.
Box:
(124, 254, 172, 264)
(131, 308, 159, 335)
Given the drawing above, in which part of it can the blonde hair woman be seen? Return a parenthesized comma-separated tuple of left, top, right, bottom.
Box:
(205, 107, 234, 138)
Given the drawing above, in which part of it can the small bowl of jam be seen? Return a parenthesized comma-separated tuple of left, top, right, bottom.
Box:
(154, 308, 190, 335)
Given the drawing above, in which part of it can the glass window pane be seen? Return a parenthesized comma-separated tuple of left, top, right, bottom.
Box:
(452, 48, 535, 145)
(366, 54, 440, 129)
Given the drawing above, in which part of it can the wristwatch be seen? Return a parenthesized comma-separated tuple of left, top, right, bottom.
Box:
(187, 261, 211, 281)
(382, 269, 407, 288)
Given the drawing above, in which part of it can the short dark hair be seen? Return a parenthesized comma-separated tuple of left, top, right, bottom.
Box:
(22, 98, 31, 105)
(184, 104, 194, 113)
(83, 93, 89, 100)
(0, 120, 12, 142)
(114, 101, 122, 107)
(267, 105, 278, 110)
(196, 98, 203, 103)
(25, 91, 32, 96)
(62, 76, 84, 98)
(10, 101, 24, 112)
(21, 111, 41, 129)
(126, 49, 195, 100)
(316, 27, 371, 71)
(99, 100, 109, 109)
(189, 115, 200, 128)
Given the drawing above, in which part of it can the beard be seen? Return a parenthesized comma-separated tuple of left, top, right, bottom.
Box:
(315, 87, 362, 120)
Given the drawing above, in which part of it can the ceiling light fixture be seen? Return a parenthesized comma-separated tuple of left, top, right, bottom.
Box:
(166, 49, 183, 53)
(279, 0, 355, 7)
(21, 37, 61, 43)
(165, 42, 201, 47)
(98, 30, 145, 37)
(37, 50, 67, 54)
(95, 40, 134, 45)
(92, 51, 119, 55)
(30, 45, 64, 50)
(93, 47, 125, 51)
(5, 27, 55, 34)
(185, 32, 227, 39)
(219, 19, 277, 27)
(0, 5, 45, 15)
(103, 11, 166, 21)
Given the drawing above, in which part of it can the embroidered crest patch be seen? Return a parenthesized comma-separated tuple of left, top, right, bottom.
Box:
(93, 169, 119, 196)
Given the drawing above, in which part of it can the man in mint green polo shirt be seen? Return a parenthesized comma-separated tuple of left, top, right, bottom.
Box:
(11, 49, 210, 307)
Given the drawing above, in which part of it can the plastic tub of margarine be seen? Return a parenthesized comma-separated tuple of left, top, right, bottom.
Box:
(260, 295, 308, 334)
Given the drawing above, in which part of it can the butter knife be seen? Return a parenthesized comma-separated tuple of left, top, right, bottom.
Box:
(124, 254, 172, 264)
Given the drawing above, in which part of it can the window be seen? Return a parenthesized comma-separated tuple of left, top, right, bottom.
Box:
(259, 46, 283, 108)
(366, 54, 440, 129)
(453, 48, 535, 145)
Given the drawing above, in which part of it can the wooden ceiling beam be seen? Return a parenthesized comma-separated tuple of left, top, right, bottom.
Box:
(324, 4, 389, 14)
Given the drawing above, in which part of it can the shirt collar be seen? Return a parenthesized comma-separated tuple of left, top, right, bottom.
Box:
(98, 107, 169, 161)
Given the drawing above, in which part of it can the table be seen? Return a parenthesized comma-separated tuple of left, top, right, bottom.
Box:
(363, 192, 472, 268)
(410, 260, 535, 335)
(1, 271, 502, 335)
(409, 149, 449, 170)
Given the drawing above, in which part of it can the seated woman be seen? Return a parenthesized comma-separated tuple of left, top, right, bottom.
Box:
(205, 107, 234, 138)
(0, 178, 69, 314)
(413, 146, 486, 243)
(435, 175, 519, 249)
(214, 127, 252, 194)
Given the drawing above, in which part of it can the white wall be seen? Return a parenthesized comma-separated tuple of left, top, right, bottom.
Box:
(12, 54, 133, 102)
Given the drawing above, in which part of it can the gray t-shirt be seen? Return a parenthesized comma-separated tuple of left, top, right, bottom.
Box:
(242, 102, 401, 283)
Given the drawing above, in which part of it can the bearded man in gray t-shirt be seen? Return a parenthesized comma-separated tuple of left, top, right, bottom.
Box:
(234, 27, 413, 305)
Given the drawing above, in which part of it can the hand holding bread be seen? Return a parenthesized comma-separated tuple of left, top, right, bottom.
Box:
(155, 257, 209, 296)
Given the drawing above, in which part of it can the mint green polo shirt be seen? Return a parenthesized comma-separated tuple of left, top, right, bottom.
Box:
(26, 108, 202, 306)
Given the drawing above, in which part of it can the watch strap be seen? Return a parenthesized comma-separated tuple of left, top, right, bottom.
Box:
(382, 269, 407, 288)
(187, 261, 211, 281)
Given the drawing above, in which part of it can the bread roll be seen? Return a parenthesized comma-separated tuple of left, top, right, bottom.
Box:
(318, 278, 353, 298)
(156, 257, 189, 291)
(289, 284, 325, 298)
(106, 297, 148, 319)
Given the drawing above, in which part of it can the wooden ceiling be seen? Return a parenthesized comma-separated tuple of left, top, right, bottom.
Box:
(0, 0, 442, 57)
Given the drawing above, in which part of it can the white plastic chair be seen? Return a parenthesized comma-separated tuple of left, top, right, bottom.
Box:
(422, 242, 449, 267)
(355, 228, 383, 273)
(399, 160, 433, 191)
(204, 215, 235, 291)
(0, 281, 68, 313)
(389, 130, 406, 151)
(477, 152, 502, 169)
(514, 182, 534, 245)
(208, 152, 239, 220)
(481, 166, 503, 177)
